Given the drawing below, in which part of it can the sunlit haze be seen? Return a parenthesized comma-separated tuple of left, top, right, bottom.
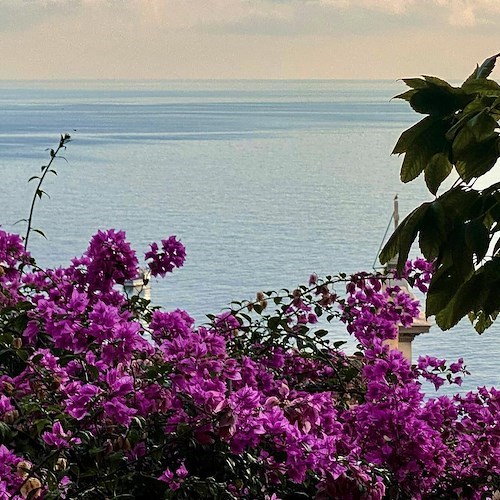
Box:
(1, 0, 499, 80)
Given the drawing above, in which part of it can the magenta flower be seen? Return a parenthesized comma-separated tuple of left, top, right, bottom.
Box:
(103, 397, 138, 426)
(145, 236, 186, 278)
(42, 421, 80, 449)
(85, 229, 139, 291)
(158, 462, 188, 491)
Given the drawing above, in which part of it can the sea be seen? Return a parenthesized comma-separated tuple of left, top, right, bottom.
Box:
(0, 79, 498, 395)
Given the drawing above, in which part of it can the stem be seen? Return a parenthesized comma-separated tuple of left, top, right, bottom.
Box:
(24, 134, 71, 251)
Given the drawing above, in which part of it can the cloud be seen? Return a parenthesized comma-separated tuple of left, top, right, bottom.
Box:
(435, 0, 500, 28)
(2, 0, 500, 36)
(1, 0, 499, 79)
(199, 0, 441, 37)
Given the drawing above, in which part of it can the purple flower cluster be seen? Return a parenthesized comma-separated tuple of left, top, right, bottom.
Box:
(0, 230, 31, 308)
(145, 235, 186, 278)
(401, 257, 436, 293)
(0, 230, 498, 498)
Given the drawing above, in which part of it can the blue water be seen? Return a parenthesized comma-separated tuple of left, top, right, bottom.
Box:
(0, 79, 498, 394)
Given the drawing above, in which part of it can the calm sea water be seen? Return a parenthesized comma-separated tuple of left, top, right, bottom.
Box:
(0, 79, 498, 394)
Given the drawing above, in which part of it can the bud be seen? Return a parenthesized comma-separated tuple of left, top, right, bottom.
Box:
(3, 409, 19, 424)
(55, 457, 68, 471)
(50, 375, 62, 391)
(20, 477, 42, 498)
(292, 289, 301, 298)
(12, 337, 22, 349)
(256, 291, 265, 302)
(115, 436, 131, 451)
(17, 461, 32, 479)
(2, 381, 15, 395)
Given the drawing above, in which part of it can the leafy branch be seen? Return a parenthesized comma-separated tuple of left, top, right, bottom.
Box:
(381, 54, 500, 332)
(24, 134, 71, 251)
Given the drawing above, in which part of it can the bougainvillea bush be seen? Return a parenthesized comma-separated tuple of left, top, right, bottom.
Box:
(0, 229, 498, 499)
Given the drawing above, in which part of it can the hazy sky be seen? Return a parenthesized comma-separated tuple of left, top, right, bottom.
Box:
(1, 0, 500, 80)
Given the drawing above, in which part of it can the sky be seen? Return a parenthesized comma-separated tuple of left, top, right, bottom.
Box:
(1, 0, 500, 80)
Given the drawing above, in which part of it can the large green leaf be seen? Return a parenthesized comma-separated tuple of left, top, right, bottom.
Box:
(439, 186, 480, 215)
(450, 223, 474, 280)
(469, 310, 499, 334)
(462, 78, 500, 96)
(393, 55, 500, 332)
(424, 153, 452, 195)
(409, 86, 463, 116)
(418, 200, 448, 259)
(392, 116, 438, 155)
(398, 119, 450, 183)
(467, 110, 498, 142)
(451, 124, 476, 159)
(379, 203, 430, 269)
(465, 220, 490, 264)
(455, 136, 500, 182)
(435, 272, 487, 330)
(436, 257, 500, 330)
(426, 264, 463, 317)
(445, 110, 477, 142)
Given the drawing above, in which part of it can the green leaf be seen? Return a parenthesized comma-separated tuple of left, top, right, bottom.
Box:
(392, 116, 438, 155)
(424, 153, 452, 195)
(449, 223, 474, 280)
(31, 353, 44, 363)
(398, 118, 450, 183)
(465, 220, 490, 263)
(435, 278, 481, 330)
(393, 89, 417, 103)
(436, 257, 500, 330)
(379, 202, 431, 269)
(401, 78, 427, 89)
(268, 316, 280, 331)
(418, 200, 447, 259)
(33, 228, 47, 239)
(452, 124, 476, 158)
(469, 310, 499, 334)
(475, 53, 500, 79)
(16, 349, 28, 361)
(408, 82, 468, 116)
(467, 109, 498, 142)
(455, 136, 500, 182)
(463, 54, 500, 84)
(462, 78, 500, 96)
(314, 329, 329, 338)
(445, 110, 478, 142)
(423, 75, 455, 88)
(426, 265, 465, 318)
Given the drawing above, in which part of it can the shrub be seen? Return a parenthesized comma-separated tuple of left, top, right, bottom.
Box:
(0, 229, 498, 499)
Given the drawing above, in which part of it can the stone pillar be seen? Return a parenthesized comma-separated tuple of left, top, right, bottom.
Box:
(123, 269, 151, 301)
